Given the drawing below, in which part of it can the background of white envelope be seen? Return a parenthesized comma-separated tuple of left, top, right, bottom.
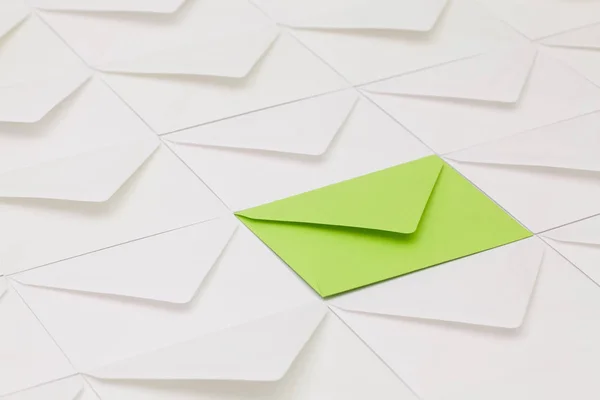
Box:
(2, 0, 600, 399)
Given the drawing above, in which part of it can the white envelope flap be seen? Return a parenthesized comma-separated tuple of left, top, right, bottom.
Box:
(331, 238, 544, 329)
(0, 0, 29, 39)
(447, 111, 600, 173)
(364, 45, 537, 104)
(30, 0, 186, 13)
(0, 376, 83, 400)
(167, 90, 358, 156)
(255, 0, 448, 32)
(542, 23, 600, 50)
(98, 25, 280, 78)
(0, 16, 91, 123)
(13, 217, 237, 304)
(0, 138, 158, 202)
(88, 303, 326, 381)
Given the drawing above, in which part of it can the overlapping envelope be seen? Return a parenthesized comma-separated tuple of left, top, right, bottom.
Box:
(447, 111, 600, 233)
(83, 305, 417, 400)
(0, 376, 99, 400)
(0, 76, 226, 275)
(253, 0, 527, 84)
(236, 156, 531, 297)
(478, 0, 600, 40)
(542, 214, 600, 286)
(0, 278, 74, 396)
(542, 24, 600, 87)
(11, 217, 321, 372)
(166, 90, 432, 210)
(33, 0, 348, 134)
(364, 45, 600, 153)
(331, 238, 600, 399)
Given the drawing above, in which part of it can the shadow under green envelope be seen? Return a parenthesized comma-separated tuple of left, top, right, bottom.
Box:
(236, 156, 531, 297)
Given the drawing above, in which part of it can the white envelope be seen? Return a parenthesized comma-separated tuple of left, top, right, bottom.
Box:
(11, 217, 322, 373)
(542, 214, 600, 287)
(364, 45, 600, 154)
(165, 90, 432, 210)
(478, 0, 600, 40)
(541, 23, 600, 87)
(0, 0, 29, 40)
(331, 238, 600, 400)
(33, 0, 348, 134)
(84, 304, 417, 400)
(0, 13, 90, 123)
(445, 111, 600, 233)
(253, 0, 527, 84)
(0, 376, 99, 400)
(0, 77, 227, 275)
(0, 278, 74, 396)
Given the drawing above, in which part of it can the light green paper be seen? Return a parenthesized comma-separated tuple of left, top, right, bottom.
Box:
(236, 156, 532, 297)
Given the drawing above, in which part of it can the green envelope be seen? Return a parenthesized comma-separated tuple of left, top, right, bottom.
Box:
(236, 156, 531, 297)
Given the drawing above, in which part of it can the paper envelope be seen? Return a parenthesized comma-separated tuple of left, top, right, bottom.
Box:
(0, 376, 99, 400)
(446, 111, 600, 233)
(331, 238, 600, 400)
(253, 0, 527, 84)
(541, 24, 600, 87)
(166, 90, 432, 210)
(33, 0, 348, 134)
(0, 278, 74, 396)
(0, 77, 226, 275)
(0, 12, 90, 123)
(11, 217, 321, 373)
(542, 214, 600, 287)
(236, 155, 531, 297)
(364, 45, 600, 153)
(83, 304, 417, 400)
(478, 0, 600, 40)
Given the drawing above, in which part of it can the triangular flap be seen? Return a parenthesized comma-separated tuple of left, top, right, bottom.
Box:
(97, 26, 279, 78)
(447, 111, 600, 173)
(14, 217, 238, 304)
(237, 156, 443, 234)
(0, 138, 159, 202)
(542, 24, 600, 50)
(167, 90, 359, 156)
(88, 303, 327, 381)
(255, 0, 448, 32)
(0, 70, 90, 123)
(0, 376, 83, 400)
(29, 0, 187, 13)
(0, 0, 29, 40)
(331, 238, 544, 329)
(542, 215, 600, 246)
(365, 46, 538, 104)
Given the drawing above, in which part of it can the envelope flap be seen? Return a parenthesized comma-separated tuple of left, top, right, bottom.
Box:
(365, 46, 537, 104)
(167, 90, 358, 156)
(0, 71, 90, 123)
(0, 138, 159, 202)
(542, 215, 600, 246)
(14, 218, 237, 304)
(29, 0, 187, 13)
(542, 24, 600, 50)
(0, 0, 29, 39)
(447, 112, 600, 173)
(98, 26, 279, 78)
(331, 238, 544, 329)
(236, 156, 443, 234)
(89, 303, 327, 381)
(255, 0, 448, 31)
(0, 376, 83, 400)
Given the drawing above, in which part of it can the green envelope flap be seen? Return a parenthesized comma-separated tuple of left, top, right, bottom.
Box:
(236, 156, 443, 234)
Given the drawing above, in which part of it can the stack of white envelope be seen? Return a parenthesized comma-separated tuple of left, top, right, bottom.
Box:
(4, 0, 600, 398)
